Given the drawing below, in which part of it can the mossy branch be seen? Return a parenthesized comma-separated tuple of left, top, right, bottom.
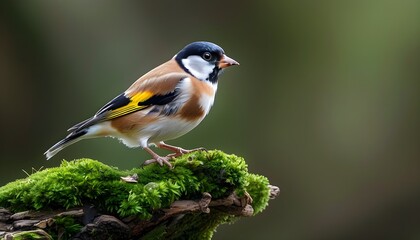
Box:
(0, 150, 279, 240)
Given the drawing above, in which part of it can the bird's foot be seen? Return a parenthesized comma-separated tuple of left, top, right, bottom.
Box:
(143, 146, 173, 168)
(143, 156, 173, 168)
(158, 142, 207, 158)
(165, 148, 201, 158)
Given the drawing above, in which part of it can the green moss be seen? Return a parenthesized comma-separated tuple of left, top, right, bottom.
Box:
(50, 216, 82, 240)
(6, 230, 53, 240)
(160, 211, 235, 240)
(0, 150, 273, 239)
(246, 174, 270, 214)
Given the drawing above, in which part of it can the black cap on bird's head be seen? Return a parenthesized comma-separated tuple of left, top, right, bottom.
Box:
(174, 41, 239, 83)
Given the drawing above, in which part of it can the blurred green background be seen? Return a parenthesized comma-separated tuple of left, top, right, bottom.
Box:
(1, 1, 420, 239)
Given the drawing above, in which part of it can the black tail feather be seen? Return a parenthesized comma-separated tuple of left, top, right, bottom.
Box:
(45, 129, 88, 160)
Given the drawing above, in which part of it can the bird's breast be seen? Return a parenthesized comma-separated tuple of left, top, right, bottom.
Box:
(178, 79, 216, 121)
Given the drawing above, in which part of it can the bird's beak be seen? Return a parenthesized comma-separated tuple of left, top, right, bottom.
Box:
(218, 54, 240, 69)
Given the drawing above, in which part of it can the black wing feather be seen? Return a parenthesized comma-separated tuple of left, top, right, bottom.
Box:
(68, 90, 181, 132)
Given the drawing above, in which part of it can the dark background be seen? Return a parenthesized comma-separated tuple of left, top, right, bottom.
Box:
(1, 1, 420, 239)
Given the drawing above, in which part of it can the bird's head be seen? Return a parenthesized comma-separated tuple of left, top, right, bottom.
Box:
(174, 41, 239, 83)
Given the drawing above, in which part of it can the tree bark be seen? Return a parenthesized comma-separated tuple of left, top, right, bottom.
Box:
(0, 186, 279, 239)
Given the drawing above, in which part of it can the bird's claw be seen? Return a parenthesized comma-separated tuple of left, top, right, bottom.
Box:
(143, 156, 173, 168)
(165, 147, 207, 158)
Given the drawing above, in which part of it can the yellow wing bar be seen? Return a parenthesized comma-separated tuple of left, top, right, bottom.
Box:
(105, 91, 154, 120)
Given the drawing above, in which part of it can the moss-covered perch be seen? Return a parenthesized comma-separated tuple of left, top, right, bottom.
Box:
(0, 150, 279, 239)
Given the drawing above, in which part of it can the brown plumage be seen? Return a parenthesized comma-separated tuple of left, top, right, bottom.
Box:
(45, 41, 239, 168)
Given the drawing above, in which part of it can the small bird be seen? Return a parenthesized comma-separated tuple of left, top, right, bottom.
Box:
(45, 41, 239, 167)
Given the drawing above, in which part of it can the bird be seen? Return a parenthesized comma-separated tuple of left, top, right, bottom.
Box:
(44, 41, 239, 168)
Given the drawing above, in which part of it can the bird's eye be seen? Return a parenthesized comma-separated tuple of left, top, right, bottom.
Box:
(202, 52, 212, 61)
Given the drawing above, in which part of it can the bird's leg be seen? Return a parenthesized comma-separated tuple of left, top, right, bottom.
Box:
(157, 142, 189, 157)
(157, 142, 206, 158)
(143, 146, 173, 168)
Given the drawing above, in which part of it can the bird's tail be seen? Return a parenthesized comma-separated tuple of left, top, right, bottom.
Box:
(44, 129, 88, 160)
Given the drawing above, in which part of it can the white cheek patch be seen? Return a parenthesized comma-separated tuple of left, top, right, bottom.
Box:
(182, 56, 215, 81)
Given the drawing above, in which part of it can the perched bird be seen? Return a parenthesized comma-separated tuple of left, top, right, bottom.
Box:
(45, 41, 239, 167)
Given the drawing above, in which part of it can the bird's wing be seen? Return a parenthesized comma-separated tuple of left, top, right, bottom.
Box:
(68, 71, 188, 132)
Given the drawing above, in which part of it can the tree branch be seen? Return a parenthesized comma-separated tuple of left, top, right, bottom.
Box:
(0, 150, 279, 239)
